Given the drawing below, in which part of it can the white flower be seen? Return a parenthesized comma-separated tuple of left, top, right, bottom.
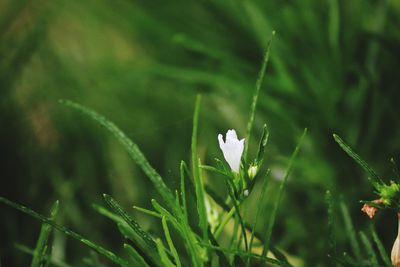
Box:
(218, 129, 245, 173)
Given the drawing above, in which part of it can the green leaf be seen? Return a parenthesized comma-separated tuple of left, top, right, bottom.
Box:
(180, 161, 188, 221)
(133, 205, 162, 218)
(214, 207, 236, 240)
(262, 128, 307, 257)
(371, 227, 391, 267)
(83, 251, 107, 267)
(359, 231, 378, 267)
(269, 246, 291, 266)
(201, 165, 230, 178)
(151, 200, 181, 236)
(103, 194, 156, 249)
(200, 242, 289, 266)
(206, 179, 292, 266)
(162, 216, 182, 267)
(255, 124, 270, 165)
(93, 203, 164, 267)
(218, 171, 248, 252)
(340, 201, 362, 264)
(151, 199, 204, 267)
(204, 185, 231, 211)
(207, 229, 231, 267)
(156, 239, 175, 267)
(15, 243, 72, 267)
(325, 191, 337, 266)
(333, 134, 383, 188)
(247, 171, 270, 267)
(31, 200, 59, 267)
(0, 196, 128, 266)
(390, 158, 400, 183)
(244, 34, 274, 160)
(123, 244, 150, 267)
(231, 193, 248, 252)
(191, 94, 208, 242)
(328, 0, 340, 51)
(60, 99, 177, 212)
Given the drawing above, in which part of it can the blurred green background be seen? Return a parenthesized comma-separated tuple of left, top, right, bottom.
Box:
(1, 0, 400, 266)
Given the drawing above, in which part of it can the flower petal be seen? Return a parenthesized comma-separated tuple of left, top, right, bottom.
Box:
(217, 130, 244, 173)
(226, 129, 238, 140)
(218, 134, 225, 149)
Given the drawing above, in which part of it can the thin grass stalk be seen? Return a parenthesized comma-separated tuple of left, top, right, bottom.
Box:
(244, 34, 274, 160)
(262, 128, 307, 257)
(191, 95, 209, 243)
(0, 197, 128, 266)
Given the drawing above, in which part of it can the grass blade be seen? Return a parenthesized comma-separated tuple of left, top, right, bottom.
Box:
(247, 171, 270, 266)
(156, 239, 175, 267)
(340, 201, 362, 264)
(123, 244, 150, 267)
(325, 190, 337, 266)
(103, 194, 156, 249)
(221, 174, 248, 252)
(207, 229, 231, 267)
(333, 134, 383, 188)
(133, 205, 162, 218)
(0, 196, 128, 266)
(60, 99, 176, 211)
(200, 242, 289, 266)
(269, 246, 291, 266)
(244, 34, 274, 160)
(162, 216, 182, 267)
(31, 200, 59, 267)
(231, 194, 248, 252)
(371, 226, 391, 267)
(94, 204, 163, 267)
(151, 199, 203, 267)
(255, 124, 270, 165)
(15, 243, 72, 267)
(206, 181, 292, 266)
(359, 231, 379, 267)
(180, 160, 188, 221)
(191, 94, 208, 242)
(262, 128, 307, 257)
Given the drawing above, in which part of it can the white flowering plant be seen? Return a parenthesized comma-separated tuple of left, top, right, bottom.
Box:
(0, 37, 310, 267)
(203, 124, 268, 202)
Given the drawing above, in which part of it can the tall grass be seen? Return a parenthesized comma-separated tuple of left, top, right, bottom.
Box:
(1, 0, 399, 265)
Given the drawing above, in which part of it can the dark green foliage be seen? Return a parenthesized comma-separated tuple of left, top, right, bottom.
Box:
(1, 0, 400, 266)
(103, 194, 156, 249)
(333, 134, 383, 188)
(0, 197, 128, 266)
(262, 129, 307, 257)
(61, 100, 177, 212)
(30, 200, 59, 267)
(191, 95, 208, 243)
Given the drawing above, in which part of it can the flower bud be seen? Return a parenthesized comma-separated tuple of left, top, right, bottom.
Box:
(248, 165, 258, 180)
(379, 182, 400, 206)
(392, 214, 400, 267)
(204, 195, 219, 232)
(244, 189, 249, 197)
(218, 129, 245, 173)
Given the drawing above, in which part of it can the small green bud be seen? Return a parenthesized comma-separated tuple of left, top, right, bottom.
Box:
(391, 182, 400, 192)
(244, 189, 249, 197)
(248, 165, 258, 180)
(379, 182, 400, 207)
(382, 198, 392, 206)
